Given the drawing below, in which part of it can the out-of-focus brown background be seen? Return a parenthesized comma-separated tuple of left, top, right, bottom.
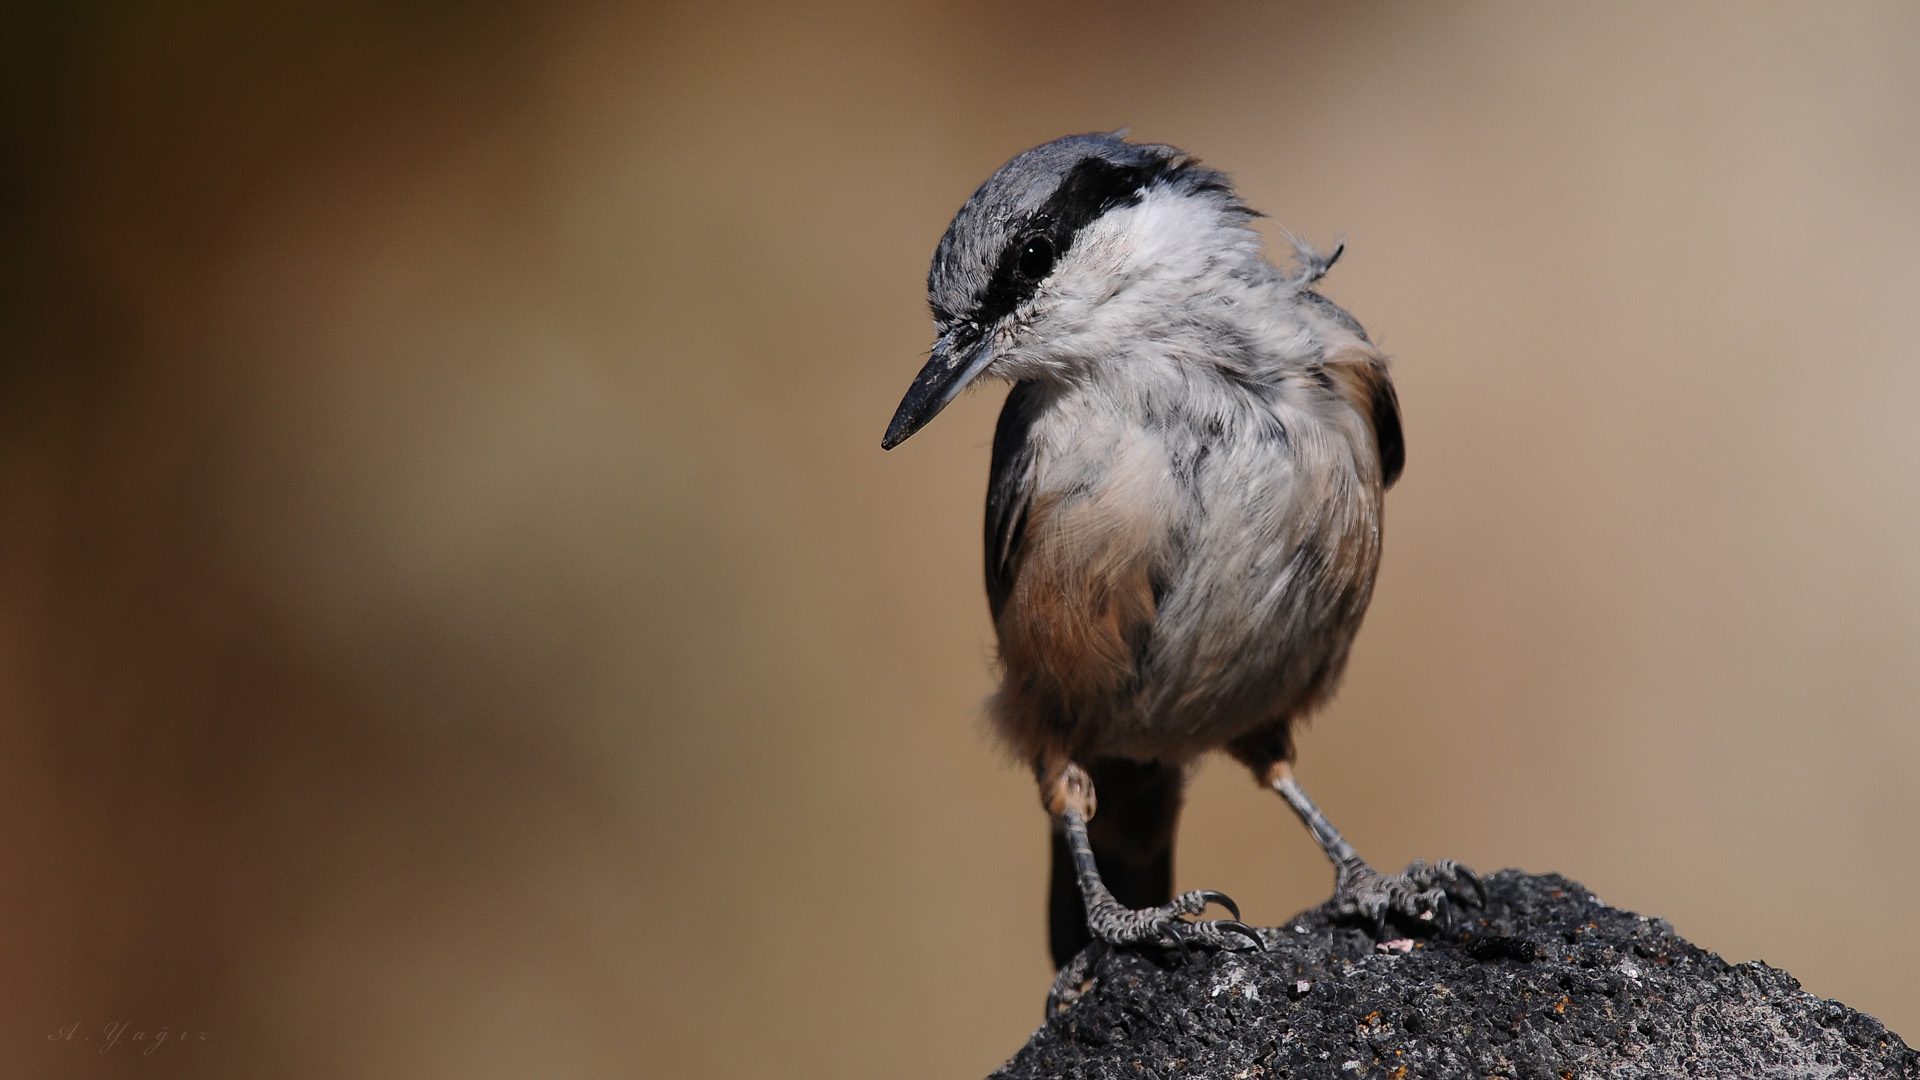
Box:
(4, 1, 1917, 1075)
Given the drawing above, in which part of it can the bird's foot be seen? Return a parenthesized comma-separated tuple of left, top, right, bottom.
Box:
(1047, 888, 1262, 1014)
(1331, 857, 1484, 938)
(1087, 886, 1263, 955)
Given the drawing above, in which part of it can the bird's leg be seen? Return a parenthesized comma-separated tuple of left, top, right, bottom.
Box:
(1265, 761, 1483, 936)
(1041, 759, 1261, 1010)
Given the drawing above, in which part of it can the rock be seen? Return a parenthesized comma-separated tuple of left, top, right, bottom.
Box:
(992, 870, 1917, 1079)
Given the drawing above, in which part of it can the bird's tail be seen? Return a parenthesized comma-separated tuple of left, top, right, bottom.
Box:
(1048, 756, 1186, 969)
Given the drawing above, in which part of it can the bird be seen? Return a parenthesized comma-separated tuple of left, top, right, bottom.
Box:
(882, 132, 1479, 1008)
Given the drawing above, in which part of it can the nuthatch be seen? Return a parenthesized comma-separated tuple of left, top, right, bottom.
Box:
(884, 133, 1479, 1007)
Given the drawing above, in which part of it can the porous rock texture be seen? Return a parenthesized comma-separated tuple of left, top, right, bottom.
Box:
(994, 870, 1917, 1080)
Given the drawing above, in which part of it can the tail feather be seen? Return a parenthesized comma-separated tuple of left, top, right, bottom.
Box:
(1048, 757, 1185, 969)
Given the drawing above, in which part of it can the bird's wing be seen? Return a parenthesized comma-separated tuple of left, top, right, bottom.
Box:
(1321, 346, 1404, 490)
(985, 380, 1045, 623)
(1303, 290, 1404, 490)
(1370, 374, 1405, 489)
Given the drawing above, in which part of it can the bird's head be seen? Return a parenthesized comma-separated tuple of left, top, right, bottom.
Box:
(881, 133, 1259, 449)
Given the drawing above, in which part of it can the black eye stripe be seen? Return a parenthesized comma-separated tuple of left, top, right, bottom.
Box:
(966, 155, 1184, 329)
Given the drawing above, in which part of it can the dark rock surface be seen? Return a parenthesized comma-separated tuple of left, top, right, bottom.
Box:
(993, 870, 1917, 1079)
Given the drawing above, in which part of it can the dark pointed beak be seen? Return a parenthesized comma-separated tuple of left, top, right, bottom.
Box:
(880, 326, 995, 450)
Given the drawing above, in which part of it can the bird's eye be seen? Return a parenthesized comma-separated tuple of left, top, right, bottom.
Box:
(1016, 235, 1056, 280)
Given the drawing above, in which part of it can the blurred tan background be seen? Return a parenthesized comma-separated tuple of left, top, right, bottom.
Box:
(3, 1, 1917, 1076)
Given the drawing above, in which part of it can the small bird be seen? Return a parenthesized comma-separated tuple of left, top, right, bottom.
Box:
(883, 133, 1478, 1006)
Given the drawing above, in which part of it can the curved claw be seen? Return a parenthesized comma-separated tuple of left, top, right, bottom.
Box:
(1195, 889, 1243, 922)
(1208, 919, 1266, 951)
(1419, 859, 1484, 909)
(1347, 890, 1390, 940)
(1458, 865, 1488, 907)
(1431, 859, 1487, 902)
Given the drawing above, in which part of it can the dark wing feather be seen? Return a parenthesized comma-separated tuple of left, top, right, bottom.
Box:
(1301, 288, 1404, 489)
(1371, 376, 1405, 488)
(985, 381, 1044, 622)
